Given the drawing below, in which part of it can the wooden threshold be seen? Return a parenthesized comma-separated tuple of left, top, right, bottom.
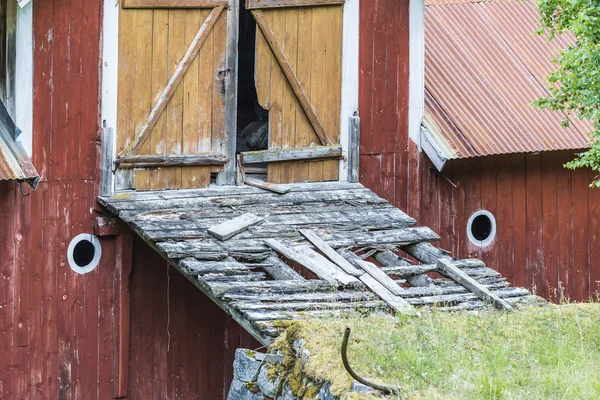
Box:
(241, 145, 342, 164)
(116, 154, 228, 169)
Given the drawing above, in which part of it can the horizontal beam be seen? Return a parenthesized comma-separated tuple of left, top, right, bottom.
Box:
(122, 0, 228, 8)
(241, 146, 342, 164)
(116, 154, 228, 169)
(246, 0, 344, 9)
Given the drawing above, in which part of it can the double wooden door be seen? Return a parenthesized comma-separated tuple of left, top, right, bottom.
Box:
(115, 0, 344, 190)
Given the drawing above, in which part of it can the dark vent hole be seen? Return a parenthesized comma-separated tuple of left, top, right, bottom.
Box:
(471, 214, 492, 241)
(73, 240, 96, 267)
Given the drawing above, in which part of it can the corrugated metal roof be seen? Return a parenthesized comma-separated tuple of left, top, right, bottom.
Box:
(424, 0, 591, 160)
(0, 100, 39, 189)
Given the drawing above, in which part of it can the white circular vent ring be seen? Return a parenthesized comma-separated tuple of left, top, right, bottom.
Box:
(67, 233, 102, 274)
(467, 210, 496, 248)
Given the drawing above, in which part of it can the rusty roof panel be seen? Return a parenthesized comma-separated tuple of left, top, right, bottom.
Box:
(0, 101, 39, 188)
(424, 0, 591, 159)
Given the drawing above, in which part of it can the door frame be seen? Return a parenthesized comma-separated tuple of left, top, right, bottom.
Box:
(100, 0, 359, 194)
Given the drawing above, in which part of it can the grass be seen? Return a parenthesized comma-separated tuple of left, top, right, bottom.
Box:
(286, 303, 600, 399)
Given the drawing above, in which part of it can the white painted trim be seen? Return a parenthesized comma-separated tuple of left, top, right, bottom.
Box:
(339, 0, 360, 182)
(467, 210, 497, 248)
(15, 1, 33, 155)
(421, 126, 447, 172)
(67, 233, 102, 274)
(101, 0, 120, 194)
(408, 0, 424, 149)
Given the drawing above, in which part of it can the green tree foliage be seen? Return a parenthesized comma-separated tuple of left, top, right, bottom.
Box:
(535, 0, 600, 186)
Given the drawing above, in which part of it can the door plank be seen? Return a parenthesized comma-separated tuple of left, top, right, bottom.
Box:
(119, 6, 225, 158)
(252, 9, 333, 146)
(123, 0, 227, 8)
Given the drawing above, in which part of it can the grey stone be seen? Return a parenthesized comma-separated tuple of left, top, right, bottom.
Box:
(350, 381, 379, 394)
(233, 349, 265, 383)
(317, 383, 338, 400)
(278, 385, 296, 400)
(227, 379, 264, 400)
(257, 363, 281, 399)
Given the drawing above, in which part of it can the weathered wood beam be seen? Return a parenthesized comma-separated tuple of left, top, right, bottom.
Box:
(252, 9, 333, 145)
(244, 177, 291, 194)
(116, 154, 228, 169)
(119, 6, 224, 157)
(299, 229, 362, 277)
(358, 274, 413, 314)
(246, 0, 345, 9)
(341, 249, 406, 296)
(241, 146, 342, 164)
(263, 239, 357, 285)
(437, 259, 514, 310)
(123, 0, 227, 8)
(208, 213, 264, 241)
(93, 216, 122, 237)
(375, 250, 434, 287)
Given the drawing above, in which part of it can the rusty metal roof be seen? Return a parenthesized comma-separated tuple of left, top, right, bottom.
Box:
(0, 100, 39, 189)
(423, 0, 591, 161)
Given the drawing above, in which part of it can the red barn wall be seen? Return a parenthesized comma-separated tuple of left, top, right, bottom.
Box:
(358, 0, 600, 302)
(127, 237, 259, 400)
(0, 0, 258, 398)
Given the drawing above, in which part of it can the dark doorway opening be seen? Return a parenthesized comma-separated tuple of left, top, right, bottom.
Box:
(236, 3, 269, 179)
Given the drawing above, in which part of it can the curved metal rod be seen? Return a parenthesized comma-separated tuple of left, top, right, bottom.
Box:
(341, 327, 401, 395)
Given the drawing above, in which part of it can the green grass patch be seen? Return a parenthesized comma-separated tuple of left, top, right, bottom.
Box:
(291, 304, 600, 399)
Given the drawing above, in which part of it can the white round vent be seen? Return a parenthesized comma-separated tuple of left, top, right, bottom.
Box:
(67, 233, 102, 274)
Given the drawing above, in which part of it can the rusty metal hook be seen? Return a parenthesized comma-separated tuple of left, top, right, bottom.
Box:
(341, 327, 401, 396)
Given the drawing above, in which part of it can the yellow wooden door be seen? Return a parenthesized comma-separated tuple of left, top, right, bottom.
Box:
(116, 0, 237, 190)
(249, 0, 344, 183)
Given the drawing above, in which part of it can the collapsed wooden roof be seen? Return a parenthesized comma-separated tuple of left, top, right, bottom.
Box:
(99, 182, 542, 345)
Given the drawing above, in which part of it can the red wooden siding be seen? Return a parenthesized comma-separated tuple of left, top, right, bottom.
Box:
(0, 0, 260, 397)
(359, 0, 600, 303)
(128, 238, 259, 400)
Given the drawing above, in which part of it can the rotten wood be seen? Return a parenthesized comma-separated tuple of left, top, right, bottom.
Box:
(341, 249, 406, 296)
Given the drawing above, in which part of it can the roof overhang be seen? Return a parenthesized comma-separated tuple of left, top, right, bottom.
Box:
(0, 100, 39, 189)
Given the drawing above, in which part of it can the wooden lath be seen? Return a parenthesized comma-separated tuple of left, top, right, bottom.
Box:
(118, 6, 225, 159)
(99, 182, 541, 344)
(122, 0, 228, 8)
(252, 9, 334, 146)
(246, 0, 345, 8)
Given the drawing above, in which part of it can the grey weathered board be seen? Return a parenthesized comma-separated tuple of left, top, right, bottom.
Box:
(208, 213, 264, 241)
(98, 182, 541, 345)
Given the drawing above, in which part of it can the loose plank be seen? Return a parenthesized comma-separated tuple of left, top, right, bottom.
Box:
(437, 259, 513, 310)
(208, 213, 264, 241)
(241, 146, 342, 164)
(358, 274, 413, 314)
(341, 249, 406, 296)
(263, 239, 356, 285)
(299, 229, 362, 276)
(244, 177, 292, 194)
(246, 0, 345, 9)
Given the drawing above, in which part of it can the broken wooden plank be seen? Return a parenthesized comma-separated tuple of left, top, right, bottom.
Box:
(341, 249, 406, 296)
(241, 146, 342, 164)
(244, 177, 292, 194)
(437, 259, 514, 310)
(358, 274, 412, 314)
(260, 255, 305, 281)
(208, 213, 264, 241)
(375, 250, 433, 287)
(299, 229, 362, 277)
(264, 239, 357, 285)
